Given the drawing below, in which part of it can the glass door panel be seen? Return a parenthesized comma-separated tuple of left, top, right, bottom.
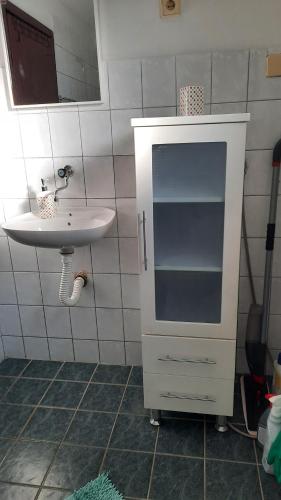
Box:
(152, 142, 226, 324)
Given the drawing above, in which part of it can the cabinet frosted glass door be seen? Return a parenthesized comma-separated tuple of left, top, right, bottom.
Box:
(152, 142, 226, 323)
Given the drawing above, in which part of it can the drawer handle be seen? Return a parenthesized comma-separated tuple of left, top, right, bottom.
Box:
(160, 391, 216, 403)
(158, 355, 216, 365)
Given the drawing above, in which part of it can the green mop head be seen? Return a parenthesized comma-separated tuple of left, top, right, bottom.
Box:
(66, 473, 124, 500)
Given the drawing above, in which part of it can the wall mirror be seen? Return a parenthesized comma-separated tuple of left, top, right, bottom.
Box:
(0, 0, 105, 107)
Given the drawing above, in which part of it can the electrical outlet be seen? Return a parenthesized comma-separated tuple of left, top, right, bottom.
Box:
(160, 0, 181, 17)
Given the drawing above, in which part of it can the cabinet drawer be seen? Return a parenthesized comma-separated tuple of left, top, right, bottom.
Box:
(143, 373, 234, 416)
(142, 335, 235, 379)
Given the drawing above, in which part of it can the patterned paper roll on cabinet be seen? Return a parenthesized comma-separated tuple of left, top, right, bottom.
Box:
(131, 113, 250, 427)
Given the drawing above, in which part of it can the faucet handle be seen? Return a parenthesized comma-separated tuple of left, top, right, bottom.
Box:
(57, 165, 73, 179)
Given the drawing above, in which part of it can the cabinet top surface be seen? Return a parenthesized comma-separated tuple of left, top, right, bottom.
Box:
(131, 113, 250, 128)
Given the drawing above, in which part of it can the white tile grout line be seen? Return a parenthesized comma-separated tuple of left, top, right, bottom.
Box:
(146, 424, 159, 500)
(97, 365, 133, 475)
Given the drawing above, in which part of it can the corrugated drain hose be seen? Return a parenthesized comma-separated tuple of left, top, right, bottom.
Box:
(59, 252, 87, 306)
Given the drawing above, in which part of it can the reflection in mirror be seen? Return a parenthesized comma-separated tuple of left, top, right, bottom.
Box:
(1, 0, 101, 106)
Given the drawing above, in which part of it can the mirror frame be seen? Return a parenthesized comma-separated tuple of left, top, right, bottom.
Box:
(0, 0, 107, 109)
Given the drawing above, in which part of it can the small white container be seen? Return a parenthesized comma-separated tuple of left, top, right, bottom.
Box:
(36, 179, 56, 219)
(178, 85, 204, 116)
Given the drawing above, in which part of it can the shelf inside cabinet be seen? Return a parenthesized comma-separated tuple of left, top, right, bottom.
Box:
(153, 197, 224, 203)
(155, 265, 222, 272)
(153, 202, 225, 271)
(152, 142, 226, 201)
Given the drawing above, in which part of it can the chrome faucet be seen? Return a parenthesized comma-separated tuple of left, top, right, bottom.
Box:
(54, 165, 73, 201)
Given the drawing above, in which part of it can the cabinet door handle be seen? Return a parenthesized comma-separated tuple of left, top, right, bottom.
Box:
(142, 210, 148, 271)
(158, 355, 216, 365)
(160, 392, 216, 403)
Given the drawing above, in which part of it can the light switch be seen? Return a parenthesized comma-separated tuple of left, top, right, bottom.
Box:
(266, 53, 281, 77)
(160, 0, 181, 17)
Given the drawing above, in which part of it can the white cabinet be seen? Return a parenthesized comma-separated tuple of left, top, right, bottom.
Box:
(132, 114, 249, 418)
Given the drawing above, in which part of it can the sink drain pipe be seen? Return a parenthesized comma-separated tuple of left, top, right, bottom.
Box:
(59, 248, 87, 306)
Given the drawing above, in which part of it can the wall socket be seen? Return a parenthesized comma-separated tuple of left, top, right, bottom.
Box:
(160, 0, 181, 17)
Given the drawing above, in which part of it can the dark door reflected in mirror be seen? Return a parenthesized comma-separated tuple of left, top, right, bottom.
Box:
(2, 0, 101, 105)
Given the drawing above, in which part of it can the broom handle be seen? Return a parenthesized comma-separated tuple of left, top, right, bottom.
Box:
(261, 139, 281, 345)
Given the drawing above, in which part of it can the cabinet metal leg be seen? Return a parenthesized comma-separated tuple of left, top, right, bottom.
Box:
(215, 415, 228, 432)
(150, 409, 161, 427)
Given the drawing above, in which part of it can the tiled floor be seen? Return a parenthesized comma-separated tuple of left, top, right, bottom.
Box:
(0, 358, 279, 500)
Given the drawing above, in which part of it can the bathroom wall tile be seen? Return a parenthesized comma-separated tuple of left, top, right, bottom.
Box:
(0, 202, 6, 236)
(125, 342, 142, 365)
(99, 341, 125, 365)
(212, 50, 249, 103)
(24, 337, 49, 360)
(70, 307, 97, 339)
(247, 100, 281, 150)
(45, 307, 71, 338)
(37, 246, 92, 274)
(19, 113, 52, 158)
(14, 272, 42, 305)
(248, 49, 281, 101)
(91, 238, 120, 273)
(73, 340, 99, 363)
(244, 196, 270, 237)
(48, 111, 82, 157)
(0, 159, 28, 199)
(2, 336, 25, 358)
(25, 158, 55, 198)
(123, 309, 141, 342)
(143, 107, 176, 118)
(0, 238, 12, 271)
(121, 275, 140, 309)
(94, 274, 122, 308)
(268, 315, 281, 349)
(244, 150, 275, 195)
(40, 273, 95, 307)
(19, 306, 46, 337)
(0, 112, 23, 158)
(84, 156, 115, 198)
(142, 56, 176, 107)
(53, 157, 85, 198)
(0, 272, 17, 304)
(0, 305, 21, 335)
(96, 308, 124, 341)
(111, 109, 142, 155)
(114, 156, 136, 198)
(119, 238, 139, 274)
(86, 199, 117, 237)
(211, 102, 247, 114)
(270, 278, 281, 314)
(240, 238, 265, 277)
(2, 199, 30, 220)
(80, 110, 112, 156)
(116, 198, 137, 237)
(36, 248, 61, 273)
(39, 273, 62, 307)
(176, 52, 211, 103)
(49, 338, 74, 362)
(108, 59, 142, 109)
(238, 276, 263, 313)
(9, 240, 38, 272)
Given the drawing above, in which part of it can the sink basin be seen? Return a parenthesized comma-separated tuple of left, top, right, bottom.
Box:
(2, 207, 115, 249)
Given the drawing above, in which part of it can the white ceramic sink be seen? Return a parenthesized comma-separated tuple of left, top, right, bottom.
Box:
(2, 207, 115, 249)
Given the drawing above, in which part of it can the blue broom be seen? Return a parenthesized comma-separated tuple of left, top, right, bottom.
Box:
(66, 473, 124, 500)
